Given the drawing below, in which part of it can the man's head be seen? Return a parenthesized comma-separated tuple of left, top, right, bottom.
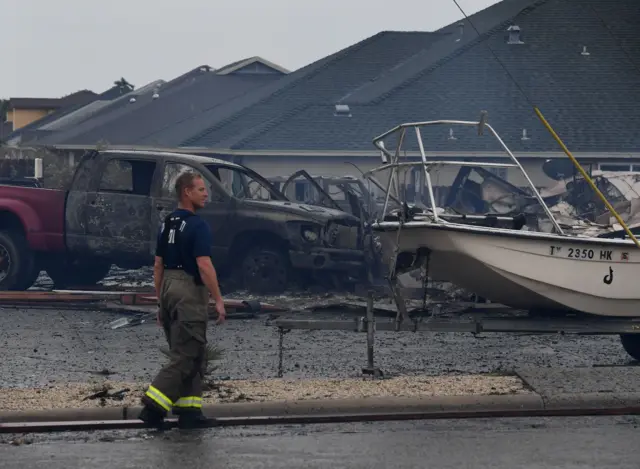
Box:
(175, 171, 208, 211)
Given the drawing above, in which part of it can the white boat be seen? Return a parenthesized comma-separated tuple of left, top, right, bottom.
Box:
(364, 117, 640, 318)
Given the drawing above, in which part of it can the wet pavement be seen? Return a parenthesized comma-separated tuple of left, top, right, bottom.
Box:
(2, 416, 639, 468)
(0, 303, 635, 389)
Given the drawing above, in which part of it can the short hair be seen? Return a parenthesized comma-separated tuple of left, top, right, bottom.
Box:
(174, 171, 202, 199)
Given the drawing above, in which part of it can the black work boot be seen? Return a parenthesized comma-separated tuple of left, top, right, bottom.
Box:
(177, 409, 209, 429)
(138, 404, 167, 430)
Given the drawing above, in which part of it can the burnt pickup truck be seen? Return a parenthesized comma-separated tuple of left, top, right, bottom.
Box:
(0, 149, 366, 293)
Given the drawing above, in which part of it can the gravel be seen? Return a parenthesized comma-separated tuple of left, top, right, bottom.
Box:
(0, 265, 635, 407)
(0, 301, 632, 389)
(0, 375, 528, 411)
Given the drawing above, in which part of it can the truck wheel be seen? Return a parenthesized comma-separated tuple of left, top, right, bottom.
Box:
(0, 230, 36, 291)
(620, 334, 640, 362)
(46, 260, 112, 289)
(14, 262, 41, 291)
(240, 246, 289, 294)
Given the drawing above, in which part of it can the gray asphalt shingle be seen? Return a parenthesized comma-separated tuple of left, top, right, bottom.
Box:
(4, 87, 121, 144)
(64, 73, 281, 146)
(36, 64, 283, 146)
(220, 0, 640, 153)
(169, 31, 445, 148)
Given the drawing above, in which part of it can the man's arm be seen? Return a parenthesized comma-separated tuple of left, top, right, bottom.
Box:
(193, 222, 223, 304)
(196, 256, 223, 304)
(154, 226, 165, 326)
(153, 255, 164, 299)
(154, 225, 165, 301)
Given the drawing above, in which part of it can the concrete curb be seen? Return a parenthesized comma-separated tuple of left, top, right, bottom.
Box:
(0, 394, 543, 423)
(541, 392, 640, 409)
(1, 392, 639, 424)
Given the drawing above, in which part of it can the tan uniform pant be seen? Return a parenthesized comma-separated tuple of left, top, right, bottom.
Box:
(142, 270, 209, 414)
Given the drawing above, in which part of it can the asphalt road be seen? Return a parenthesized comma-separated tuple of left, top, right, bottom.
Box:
(2, 416, 640, 468)
(1, 301, 634, 389)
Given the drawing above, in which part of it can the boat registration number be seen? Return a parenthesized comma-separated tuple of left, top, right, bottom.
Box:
(549, 246, 629, 262)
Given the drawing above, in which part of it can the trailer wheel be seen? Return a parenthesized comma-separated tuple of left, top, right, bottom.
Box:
(240, 246, 289, 294)
(620, 334, 640, 362)
(46, 260, 112, 289)
(0, 230, 36, 291)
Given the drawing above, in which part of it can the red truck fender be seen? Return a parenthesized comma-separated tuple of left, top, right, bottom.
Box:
(0, 198, 43, 246)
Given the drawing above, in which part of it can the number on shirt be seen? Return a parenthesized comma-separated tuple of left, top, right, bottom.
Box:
(168, 229, 176, 244)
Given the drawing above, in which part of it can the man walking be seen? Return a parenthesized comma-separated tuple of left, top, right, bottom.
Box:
(139, 171, 226, 429)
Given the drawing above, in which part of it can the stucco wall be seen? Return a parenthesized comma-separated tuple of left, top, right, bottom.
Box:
(9, 109, 52, 130)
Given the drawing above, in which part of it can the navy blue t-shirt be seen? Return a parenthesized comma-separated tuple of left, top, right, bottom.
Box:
(155, 209, 212, 278)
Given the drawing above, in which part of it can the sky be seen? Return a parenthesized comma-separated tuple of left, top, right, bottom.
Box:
(3, 0, 499, 98)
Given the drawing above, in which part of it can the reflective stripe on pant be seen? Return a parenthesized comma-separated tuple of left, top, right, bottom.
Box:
(144, 385, 173, 412)
(174, 396, 203, 409)
(142, 270, 209, 413)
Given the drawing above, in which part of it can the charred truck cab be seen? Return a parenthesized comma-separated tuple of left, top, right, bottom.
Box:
(58, 150, 366, 294)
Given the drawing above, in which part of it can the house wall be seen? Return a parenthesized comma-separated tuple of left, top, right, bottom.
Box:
(240, 155, 560, 190)
(9, 108, 53, 130)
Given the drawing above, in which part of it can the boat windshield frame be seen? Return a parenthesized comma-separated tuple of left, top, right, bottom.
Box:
(362, 117, 565, 235)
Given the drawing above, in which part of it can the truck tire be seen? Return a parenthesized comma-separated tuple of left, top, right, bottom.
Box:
(0, 230, 36, 291)
(46, 260, 112, 289)
(240, 246, 289, 294)
(15, 262, 42, 291)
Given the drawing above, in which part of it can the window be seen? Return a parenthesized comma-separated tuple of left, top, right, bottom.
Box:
(598, 163, 640, 172)
(98, 158, 155, 195)
(206, 165, 285, 201)
(161, 162, 214, 200)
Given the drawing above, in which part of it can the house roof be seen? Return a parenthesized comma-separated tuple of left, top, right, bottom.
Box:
(198, 0, 640, 154)
(26, 80, 167, 145)
(7, 98, 64, 110)
(30, 58, 288, 147)
(3, 85, 128, 145)
(34, 67, 283, 146)
(0, 120, 12, 141)
(133, 30, 445, 148)
(215, 56, 290, 75)
(7, 90, 98, 111)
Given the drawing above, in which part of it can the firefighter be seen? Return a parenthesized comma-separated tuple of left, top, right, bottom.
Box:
(138, 171, 226, 429)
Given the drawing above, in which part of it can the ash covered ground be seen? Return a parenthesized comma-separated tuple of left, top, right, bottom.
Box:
(1, 267, 635, 389)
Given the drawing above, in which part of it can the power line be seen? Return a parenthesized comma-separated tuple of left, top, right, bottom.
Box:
(448, 0, 640, 248)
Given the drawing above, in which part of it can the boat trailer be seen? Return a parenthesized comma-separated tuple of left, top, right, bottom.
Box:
(269, 115, 640, 378)
(271, 291, 640, 379)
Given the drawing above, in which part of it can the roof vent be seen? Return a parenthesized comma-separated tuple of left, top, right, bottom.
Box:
(521, 129, 530, 140)
(456, 22, 464, 42)
(448, 128, 457, 140)
(581, 46, 590, 56)
(152, 87, 160, 99)
(129, 97, 136, 103)
(334, 104, 352, 117)
(507, 25, 524, 44)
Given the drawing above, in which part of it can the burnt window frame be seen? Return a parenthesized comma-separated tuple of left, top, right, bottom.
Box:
(95, 155, 157, 196)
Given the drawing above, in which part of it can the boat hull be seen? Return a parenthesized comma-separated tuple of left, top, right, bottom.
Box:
(373, 222, 640, 317)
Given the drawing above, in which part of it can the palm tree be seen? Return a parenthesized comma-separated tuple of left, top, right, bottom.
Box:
(113, 78, 134, 93)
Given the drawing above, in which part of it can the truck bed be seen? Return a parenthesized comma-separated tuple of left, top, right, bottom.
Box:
(0, 185, 67, 252)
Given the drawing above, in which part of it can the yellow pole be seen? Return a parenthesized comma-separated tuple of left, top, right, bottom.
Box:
(533, 107, 640, 249)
